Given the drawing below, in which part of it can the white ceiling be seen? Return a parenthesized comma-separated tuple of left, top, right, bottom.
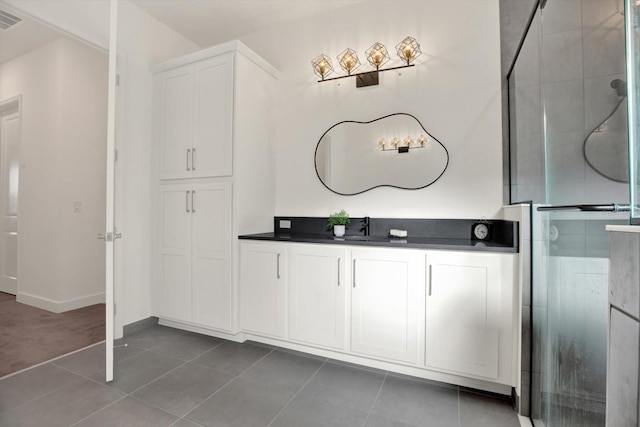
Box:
(0, 1, 363, 65)
(130, 0, 363, 47)
(0, 12, 62, 64)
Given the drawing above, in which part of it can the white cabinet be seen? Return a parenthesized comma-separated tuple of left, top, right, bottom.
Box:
(239, 242, 286, 338)
(154, 41, 278, 336)
(288, 245, 347, 350)
(159, 182, 232, 331)
(425, 251, 505, 379)
(350, 248, 423, 364)
(157, 54, 233, 180)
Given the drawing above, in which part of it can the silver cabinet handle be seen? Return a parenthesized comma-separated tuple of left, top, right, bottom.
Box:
(191, 190, 195, 213)
(277, 253, 281, 279)
(337, 258, 341, 286)
(352, 259, 356, 288)
(428, 265, 432, 296)
(192, 148, 196, 171)
(186, 191, 190, 213)
(187, 148, 191, 171)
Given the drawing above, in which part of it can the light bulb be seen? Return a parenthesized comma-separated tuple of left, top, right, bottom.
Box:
(391, 137, 400, 148)
(378, 138, 387, 149)
(418, 135, 426, 146)
(404, 136, 413, 147)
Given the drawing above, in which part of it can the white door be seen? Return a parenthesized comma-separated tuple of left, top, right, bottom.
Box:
(191, 181, 232, 330)
(351, 249, 422, 364)
(159, 183, 193, 321)
(289, 245, 346, 350)
(0, 103, 20, 295)
(158, 65, 193, 180)
(192, 55, 234, 178)
(425, 251, 500, 379)
(105, 0, 119, 382)
(240, 242, 286, 338)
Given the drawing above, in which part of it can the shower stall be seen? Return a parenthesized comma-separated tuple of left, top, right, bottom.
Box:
(508, 0, 640, 425)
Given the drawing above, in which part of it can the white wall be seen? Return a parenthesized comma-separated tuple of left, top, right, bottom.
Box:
(0, 37, 108, 311)
(113, 1, 199, 332)
(241, 0, 503, 219)
(58, 37, 108, 303)
(0, 40, 62, 303)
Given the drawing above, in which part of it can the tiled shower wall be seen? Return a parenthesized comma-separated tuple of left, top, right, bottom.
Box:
(507, 0, 628, 206)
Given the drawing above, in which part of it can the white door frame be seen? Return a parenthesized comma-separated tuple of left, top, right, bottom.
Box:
(0, 95, 21, 296)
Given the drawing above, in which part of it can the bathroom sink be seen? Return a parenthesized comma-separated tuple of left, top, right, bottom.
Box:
(335, 235, 373, 241)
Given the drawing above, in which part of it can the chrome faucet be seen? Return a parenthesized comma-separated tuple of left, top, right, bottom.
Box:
(361, 217, 370, 236)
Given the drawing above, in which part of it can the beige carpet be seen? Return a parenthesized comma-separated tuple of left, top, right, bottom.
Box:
(0, 292, 105, 377)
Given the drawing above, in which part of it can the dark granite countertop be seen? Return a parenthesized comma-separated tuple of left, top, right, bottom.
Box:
(238, 232, 518, 253)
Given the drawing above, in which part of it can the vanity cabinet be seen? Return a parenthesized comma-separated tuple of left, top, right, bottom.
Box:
(350, 248, 424, 364)
(237, 240, 517, 392)
(156, 54, 233, 180)
(288, 245, 347, 350)
(239, 242, 287, 338)
(159, 182, 232, 330)
(425, 251, 512, 380)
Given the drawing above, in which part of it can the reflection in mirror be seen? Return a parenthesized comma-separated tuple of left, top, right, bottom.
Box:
(314, 113, 449, 195)
(584, 79, 629, 183)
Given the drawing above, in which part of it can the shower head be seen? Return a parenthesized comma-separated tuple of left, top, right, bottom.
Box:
(610, 79, 627, 97)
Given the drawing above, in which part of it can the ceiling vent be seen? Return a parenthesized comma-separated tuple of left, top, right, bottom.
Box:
(0, 10, 22, 30)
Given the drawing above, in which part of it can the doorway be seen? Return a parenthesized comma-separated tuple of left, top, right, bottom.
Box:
(0, 97, 19, 296)
(0, 9, 108, 377)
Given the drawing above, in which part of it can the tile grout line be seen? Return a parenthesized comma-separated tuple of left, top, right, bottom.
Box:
(266, 355, 329, 427)
(65, 333, 228, 425)
(0, 373, 86, 416)
(117, 333, 228, 396)
(362, 371, 389, 426)
(179, 344, 279, 423)
(0, 340, 105, 381)
(68, 395, 128, 427)
(458, 386, 461, 427)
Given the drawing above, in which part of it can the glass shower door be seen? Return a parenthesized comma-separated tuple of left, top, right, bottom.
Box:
(532, 0, 629, 426)
(507, 0, 633, 426)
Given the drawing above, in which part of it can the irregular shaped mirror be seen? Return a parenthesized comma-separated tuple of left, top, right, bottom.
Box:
(314, 113, 449, 195)
(584, 79, 629, 183)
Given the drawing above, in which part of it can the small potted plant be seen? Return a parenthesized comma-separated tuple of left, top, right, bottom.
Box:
(327, 209, 350, 237)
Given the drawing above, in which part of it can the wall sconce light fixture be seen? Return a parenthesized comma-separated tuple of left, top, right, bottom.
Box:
(312, 36, 421, 88)
(379, 135, 427, 153)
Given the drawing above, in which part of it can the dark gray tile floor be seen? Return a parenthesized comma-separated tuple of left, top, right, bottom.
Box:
(0, 325, 521, 427)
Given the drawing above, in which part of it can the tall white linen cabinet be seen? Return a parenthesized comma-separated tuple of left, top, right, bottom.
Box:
(151, 41, 279, 337)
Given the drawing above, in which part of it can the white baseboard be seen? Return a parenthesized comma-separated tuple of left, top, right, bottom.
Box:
(17, 291, 105, 313)
(518, 414, 533, 427)
(0, 281, 17, 295)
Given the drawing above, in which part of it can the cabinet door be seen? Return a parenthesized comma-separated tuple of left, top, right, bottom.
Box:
(191, 182, 232, 330)
(425, 251, 500, 379)
(192, 54, 234, 178)
(159, 184, 192, 321)
(158, 66, 193, 180)
(351, 249, 422, 364)
(240, 242, 286, 338)
(289, 245, 346, 350)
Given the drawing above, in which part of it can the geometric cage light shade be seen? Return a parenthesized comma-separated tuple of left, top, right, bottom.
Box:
(311, 54, 334, 80)
(366, 42, 390, 69)
(395, 36, 422, 65)
(337, 48, 361, 75)
(311, 36, 421, 87)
